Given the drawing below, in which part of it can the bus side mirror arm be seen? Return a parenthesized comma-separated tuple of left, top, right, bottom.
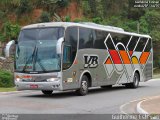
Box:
(56, 37, 64, 54)
(5, 40, 16, 58)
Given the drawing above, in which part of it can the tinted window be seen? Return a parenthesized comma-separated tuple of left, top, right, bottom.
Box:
(63, 45, 72, 70)
(111, 33, 130, 50)
(65, 27, 78, 66)
(93, 30, 108, 49)
(104, 35, 115, 50)
(79, 28, 93, 49)
(65, 27, 78, 53)
(144, 39, 151, 52)
(19, 27, 64, 41)
(135, 37, 148, 52)
(128, 36, 139, 51)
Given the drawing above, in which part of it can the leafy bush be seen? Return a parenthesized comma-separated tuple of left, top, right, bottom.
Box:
(1, 21, 20, 41)
(57, 0, 69, 7)
(73, 18, 90, 23)
(0, 32, 6, 42)
(81, 1, 90, 16)
(0, 10, 5, 20)
(17, 0, 32, 15)
(39, 11, 51, 22)
(64, 15, 71, 22)
(0, 70, 14, 88)
(92, 17, 102, 24)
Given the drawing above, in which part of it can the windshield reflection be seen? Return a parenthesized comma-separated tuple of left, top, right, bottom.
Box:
(15, 27, 64, 73)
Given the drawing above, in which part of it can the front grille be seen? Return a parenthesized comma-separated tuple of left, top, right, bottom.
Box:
(22, 79, 47, 82)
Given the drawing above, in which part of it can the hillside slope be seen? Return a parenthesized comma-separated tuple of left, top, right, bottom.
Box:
(0, 0, 159, 67)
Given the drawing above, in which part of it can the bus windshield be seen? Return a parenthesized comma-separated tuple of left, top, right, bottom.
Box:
(15, 27, 64, 73)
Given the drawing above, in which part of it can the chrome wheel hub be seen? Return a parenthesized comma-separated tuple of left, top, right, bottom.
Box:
(82, 81, 88, 92)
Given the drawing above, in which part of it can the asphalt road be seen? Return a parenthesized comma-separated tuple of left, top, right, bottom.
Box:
(0, 79, 160, 114)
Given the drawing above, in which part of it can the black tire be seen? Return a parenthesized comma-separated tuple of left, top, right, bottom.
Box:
(41, 90, 53, 95)
(125, 72, 140, 88)
(76, 75, 89, 96)
(101, 85, 112, 89)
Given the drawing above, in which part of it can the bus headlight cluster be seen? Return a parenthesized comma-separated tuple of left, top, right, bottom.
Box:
(47, 78, 59, 82)
(15, 78, 21, 82)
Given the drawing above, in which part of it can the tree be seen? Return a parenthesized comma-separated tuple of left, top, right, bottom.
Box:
(0, 0, 20, 12)
(143, 10, 160, 67)
(101, 0, 108, 18)
(17, 0, 32, 15)
(1, 21, 20, 42)
(39, 11, 51, 22)
(34, 0, 69, 15)
(88, 0, 97, 17)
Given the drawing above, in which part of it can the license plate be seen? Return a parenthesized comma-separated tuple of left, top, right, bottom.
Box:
(30, 84, 38, 89)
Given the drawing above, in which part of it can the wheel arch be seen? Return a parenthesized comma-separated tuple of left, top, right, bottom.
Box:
(79, 70, 92, 87)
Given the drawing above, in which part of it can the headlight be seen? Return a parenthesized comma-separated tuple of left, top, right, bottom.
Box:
(47, 78, 59, 82)
(15, 75, 21, 82)
(15, 78, 21, 82)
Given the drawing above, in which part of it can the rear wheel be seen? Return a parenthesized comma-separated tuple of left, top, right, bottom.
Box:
(76, 75, 89, 96)
(125, 72, 140, 88)
(41, 90, 53, 95)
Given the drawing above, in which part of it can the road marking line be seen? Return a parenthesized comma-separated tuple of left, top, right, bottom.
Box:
(136, 95, 160, 113)
(136, 99, 148, 114)
(148, 79, 160, 82)
(120, 99, 144, 114)
(120, 95, 160, 114)
(0, 91, 40, 96)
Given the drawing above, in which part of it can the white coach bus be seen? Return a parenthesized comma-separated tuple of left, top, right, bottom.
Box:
(6, 22, 152, 95)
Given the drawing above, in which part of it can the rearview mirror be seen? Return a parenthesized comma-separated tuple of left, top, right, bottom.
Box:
(56, 37, 64, 54)
(5, 40, 16, 58)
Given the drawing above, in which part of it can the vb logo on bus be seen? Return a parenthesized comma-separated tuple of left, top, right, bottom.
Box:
(83, 55, 99, 68)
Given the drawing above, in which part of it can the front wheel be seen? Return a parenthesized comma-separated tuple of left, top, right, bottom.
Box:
(41, 90, 53, 95)
(125, 72, 140, 88)
(76, 75, 89, 96)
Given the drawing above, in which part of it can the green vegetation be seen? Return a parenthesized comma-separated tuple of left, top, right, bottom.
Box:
(39, 11, 51, 22)
(16, 0, 32, 16)
(64, 15, 71, 22)
(154, 68, 160, 75)
(0, 0, 159, 67)
(0, 21, 20, 42)
(0, 87, 16, 92)
(78, 0, 160, 68)
(0, 70, 14, 87)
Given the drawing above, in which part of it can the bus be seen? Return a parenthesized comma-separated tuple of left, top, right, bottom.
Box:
(6, 22, 152, 96)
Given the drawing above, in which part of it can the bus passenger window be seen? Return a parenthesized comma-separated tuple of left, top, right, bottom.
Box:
(135, 38, 148, 52)
(93, 30, 108, 49)
(65, 27, 78, 64)
(144, 39, 151, 52)
(128, 36, 139, 51)
(79, 28, 93, 49)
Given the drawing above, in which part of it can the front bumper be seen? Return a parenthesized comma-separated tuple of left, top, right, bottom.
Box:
(14, 72, 62, 91)
(15, 81, 62, 91)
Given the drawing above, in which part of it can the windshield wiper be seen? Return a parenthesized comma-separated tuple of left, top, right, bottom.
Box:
(34, 48, 47, 72)
(22, 46, 36, 72)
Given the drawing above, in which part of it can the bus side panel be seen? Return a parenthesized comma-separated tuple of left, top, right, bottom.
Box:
(62, 63, 80, 90)
(62, 48, 120, 90)
(77, 49, 120, 87)
(77, 50, 97, 87)
(142, 52, 153, 81)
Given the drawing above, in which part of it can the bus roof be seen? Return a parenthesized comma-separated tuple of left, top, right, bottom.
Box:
(22, 22, 151, 38)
